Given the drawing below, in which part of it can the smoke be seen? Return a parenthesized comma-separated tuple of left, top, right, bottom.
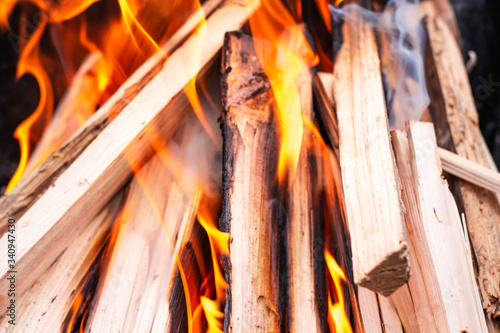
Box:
(330, 1, 430, 129)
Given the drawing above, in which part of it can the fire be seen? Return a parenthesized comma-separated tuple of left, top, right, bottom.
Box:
(325, 250, 353, 333)
(196, 207, 229, 333)
(248, 0, 315, 183)
(3, 0, 204, 193)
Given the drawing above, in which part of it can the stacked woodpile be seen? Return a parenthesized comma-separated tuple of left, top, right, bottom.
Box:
(0, 0, 499, 332)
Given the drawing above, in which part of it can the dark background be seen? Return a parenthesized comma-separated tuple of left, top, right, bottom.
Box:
(1, 0, 500, 194)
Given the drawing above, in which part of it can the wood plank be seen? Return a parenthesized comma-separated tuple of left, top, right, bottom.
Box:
(220, 31, 282, 333)
(391, 129, 438, 333)
(0, 192, 123, 331)
(0, 0, 261, 308)
(286, 70, 326, 332)
(425, 15, 500, 317)
(332, 9, 409, 296)
(438, 147, 500, 194)
(377, 295, 403, 333)
(86, 155, 201, 332)
(405, 120, 487, 332)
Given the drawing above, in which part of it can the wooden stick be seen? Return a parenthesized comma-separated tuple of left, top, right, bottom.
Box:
(86, 155, 201, 332)
(357, 287, 382, 333)
(391, 129, 440, 333)
(286, 69, 327, 332)
(315, 77, 364, 332)
(220, 31, 282, 333)
(405, 120, 487, 332)
(425, 15, 500, 317)
(0, 192, 123, 331)
(0, 0, 224, 229)
(332, 9, 408, 296)
(437, 147, 500, 194)
(0, 0, 261, 307)
(377, 295, 403, 333)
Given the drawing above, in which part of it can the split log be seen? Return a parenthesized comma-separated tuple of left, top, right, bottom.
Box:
(315, 75, 364, 332)
(425, 15, 500, 317)
(220, 31, 282, 333)
(0, 0, 261, 308)
(390, 129, 438, 333)
(377, 295, 403, 333)
(332, 8, 408, 296)
(437, 147, 500, 194)
(286, 69, 326, 332)
(0, 0, 224, 228)
(389, 285, 420, 333)
(357, 288, 382, 333)
(402, 121, 486, 331)
(86, 155, 201, 332)
(0, 191, 123, 331)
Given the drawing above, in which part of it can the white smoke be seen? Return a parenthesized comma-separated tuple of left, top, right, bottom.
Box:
(330, 1, 430, 129)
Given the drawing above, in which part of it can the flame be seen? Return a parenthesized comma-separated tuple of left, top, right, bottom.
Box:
(248, 0, 315, 183)
(4, 0, 205, 192)
(325, 250, 353, 333)
(196, 207, 229, 333)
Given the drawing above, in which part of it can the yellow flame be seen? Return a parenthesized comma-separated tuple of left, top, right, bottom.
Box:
(325, 250, 353, 333)
(249, 0, 315, 183)
(197, 208, 229, 333)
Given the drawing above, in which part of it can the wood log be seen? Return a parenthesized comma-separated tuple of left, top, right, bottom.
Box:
(86, 155, 201, 332)
(357, 288, 382, 333)
(0, 0, 224, 229)
(377, 295, 403, 333)
(391, 129, 437, 333)
(315, 74, 364, 333)
(404, 120, 487, 331)
(425, 15, 500, 317)
(437, 147, 500, 194)
(0, 0, 261, 309)
(220, 31, 282, 333)
(286, 69, 326, 332)
(332, 9, 408, 296)
(0, 191, 123, 331)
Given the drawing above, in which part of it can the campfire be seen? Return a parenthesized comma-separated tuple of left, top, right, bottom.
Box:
(1, 0, 500, 331)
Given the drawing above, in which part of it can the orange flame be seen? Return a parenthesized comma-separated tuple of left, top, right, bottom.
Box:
(248, 0, 315, 183)
(196, 207, 229, 333)
(325, 250, 353, 333)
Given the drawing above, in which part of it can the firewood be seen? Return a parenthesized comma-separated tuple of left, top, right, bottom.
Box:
(377, 295, 403, 333)
(86, 155, 201, 332)
(437, 147, 500, 194)
(357, 287, 382, 333)
(332, 9, 408, 296)
(389, 285, 421, 333)
(316, 77, 364, 332)
(0, 192, 123, 331)
(220, 31, 282, 333)
(425, 15, 500, 317)
(391, 129, 438, 333)
(0, 0, 224, 228)
(403, 121, 487, 331)
(286, 69, 327, 332)
(0, 0, 261, 308)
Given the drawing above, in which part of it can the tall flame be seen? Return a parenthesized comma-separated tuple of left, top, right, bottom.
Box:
(196, 207, 229, 333)
(248, 0, 315, 183)
(325, 250, 353, 333)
